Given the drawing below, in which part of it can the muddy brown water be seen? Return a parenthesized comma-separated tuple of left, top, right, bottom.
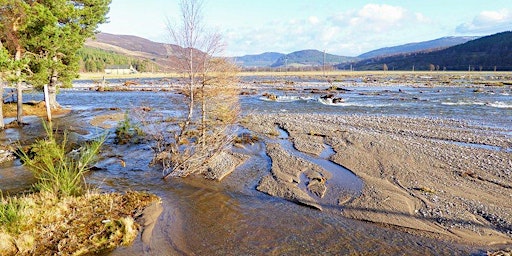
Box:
(1, 87, 507, 255)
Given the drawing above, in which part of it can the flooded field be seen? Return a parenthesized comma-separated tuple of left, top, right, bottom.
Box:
(1, 77, 511, 255)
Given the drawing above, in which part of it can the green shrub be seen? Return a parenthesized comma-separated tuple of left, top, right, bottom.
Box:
(115, 113, 144, 145)
(18, 122, 105, 197)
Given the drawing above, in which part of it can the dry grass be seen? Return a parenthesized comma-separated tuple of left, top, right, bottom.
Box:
(2, 102, 70, 119)
(238, 70, 512, 77)
(0, 191, 160, 255)
(77, 72, 184, 80)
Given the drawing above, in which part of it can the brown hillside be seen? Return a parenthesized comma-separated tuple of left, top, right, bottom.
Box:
(85, 33, 185, 71)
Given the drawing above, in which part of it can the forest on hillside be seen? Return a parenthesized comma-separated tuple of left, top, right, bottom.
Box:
(78, 47, 155, 72)
(345, 31, 512, 71)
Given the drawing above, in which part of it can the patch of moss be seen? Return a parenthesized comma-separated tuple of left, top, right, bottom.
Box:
(0, 191, 160, 255)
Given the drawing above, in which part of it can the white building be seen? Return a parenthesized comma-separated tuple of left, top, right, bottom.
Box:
(104, 65, 138, 75)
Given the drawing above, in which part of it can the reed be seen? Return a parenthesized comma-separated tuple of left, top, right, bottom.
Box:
(17, 121, 105, 197)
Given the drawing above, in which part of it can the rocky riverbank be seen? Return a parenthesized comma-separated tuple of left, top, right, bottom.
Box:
(244, 113, 512, 246)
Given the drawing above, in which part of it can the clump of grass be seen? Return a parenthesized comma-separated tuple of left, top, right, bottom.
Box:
(267, 129, 280, 137)
(414, 186, 436, 194)
(17, 122, 105, 197)
(0, 193, 25, 234)
(262, 92, 278, 101)
(115, 113, 145, 145)
(234, 132, 259, 145)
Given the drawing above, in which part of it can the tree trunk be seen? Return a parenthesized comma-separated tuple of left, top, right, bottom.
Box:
(44, 85, 52, 122)
(178, 47, 195, 139)
(15, 48, 22, 124)
(0, 40, 4, 129)
(187, 47, 194, 122)
(201, 82, 206, 148)
(48, 58, 61, 109)
(0, 82, 4, 129)
(16, 80, 22, 124)
(48, 85, 59, 108)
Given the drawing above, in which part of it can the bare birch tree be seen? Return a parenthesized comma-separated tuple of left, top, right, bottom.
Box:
(152, 0, 239, 179)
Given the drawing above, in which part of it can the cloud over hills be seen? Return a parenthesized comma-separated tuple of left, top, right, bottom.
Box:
(456, 9, 512, 33)
(225, 4, 437, 57)
(99, 1, 512, 58)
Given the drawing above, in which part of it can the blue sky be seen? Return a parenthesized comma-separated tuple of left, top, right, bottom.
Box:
(98, 0, 512, 56)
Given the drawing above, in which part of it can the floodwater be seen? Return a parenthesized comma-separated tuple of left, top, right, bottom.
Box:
(1, 80, 511, 255)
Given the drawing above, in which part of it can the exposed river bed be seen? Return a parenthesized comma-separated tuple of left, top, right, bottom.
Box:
(1, 79, 511, 255)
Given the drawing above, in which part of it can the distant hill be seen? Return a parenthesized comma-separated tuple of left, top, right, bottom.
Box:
(270, 50, 356, 67)
(233, 52, 284, 67)
(358, 36, 479, 59)
(86, 32, 511, 72)
(78, 47, 153, 72)
(85, 33, 184, 71)
(341, 31, 512, 71)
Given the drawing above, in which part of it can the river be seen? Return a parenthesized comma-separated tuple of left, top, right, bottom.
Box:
(1, 79, 511, 255)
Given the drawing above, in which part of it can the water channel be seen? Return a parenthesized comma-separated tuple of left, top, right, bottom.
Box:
(1, 80, 511, 254)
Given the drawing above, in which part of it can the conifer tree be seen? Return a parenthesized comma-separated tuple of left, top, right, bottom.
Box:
(24, 0, 111, 108)
(0, 0, 31, 124)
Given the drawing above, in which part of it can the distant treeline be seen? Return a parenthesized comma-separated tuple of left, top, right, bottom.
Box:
(341, 31, 512, 71)
(78, 47, 155, 72)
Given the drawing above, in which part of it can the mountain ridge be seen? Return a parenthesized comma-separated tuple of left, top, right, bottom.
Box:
(342, 31, 512, 71)
(270, 49, 355, 68)
(358, 36, 479, 59)
(233, 52, 285, 67)
(84, 32, 507, 71)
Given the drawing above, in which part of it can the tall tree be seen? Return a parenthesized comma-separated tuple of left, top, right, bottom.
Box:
(1, 0, 110, 126)
(25, 0, 111, 109)
(154, 0, 239, 178)
(0, 0, 31, 124)
(0, 42, 9, 129)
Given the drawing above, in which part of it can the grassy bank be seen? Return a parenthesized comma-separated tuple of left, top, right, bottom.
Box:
(0, 191, 159, 255)
(0, 121, 160, 255)
(2, 102, 70, 120)
(76, 72, 184, 80)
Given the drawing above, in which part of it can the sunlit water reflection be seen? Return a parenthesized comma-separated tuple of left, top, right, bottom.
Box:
(1, 81, 510, 255)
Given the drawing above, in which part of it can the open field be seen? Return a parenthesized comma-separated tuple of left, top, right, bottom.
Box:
(77, 71, 512, 87)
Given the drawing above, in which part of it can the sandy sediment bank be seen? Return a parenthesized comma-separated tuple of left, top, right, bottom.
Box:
(244, 113, 512, 246)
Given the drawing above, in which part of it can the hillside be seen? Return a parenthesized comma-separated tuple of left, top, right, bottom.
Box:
(233, 52, 284, 67)
(358, 36, 478, 59)
(342, 31, 512, 71)
(271, 50, 356, 67)
(85, 32, 511, 72)
(232, 37, 478, 69)
(78, 47, 155, 73)
(85, 33, 183, 71)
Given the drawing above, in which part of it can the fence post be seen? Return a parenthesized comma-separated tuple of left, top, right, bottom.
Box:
(44, 84, 52, 123)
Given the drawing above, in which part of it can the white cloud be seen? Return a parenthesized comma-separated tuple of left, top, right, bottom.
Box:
(456, 9, 512, 34)
(415, 13, 430, 23)
(325, 4, 431, 55)
(351, 4, 406, 28)
(222, 4, 432, 57)
(308, 16, 320, 25)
